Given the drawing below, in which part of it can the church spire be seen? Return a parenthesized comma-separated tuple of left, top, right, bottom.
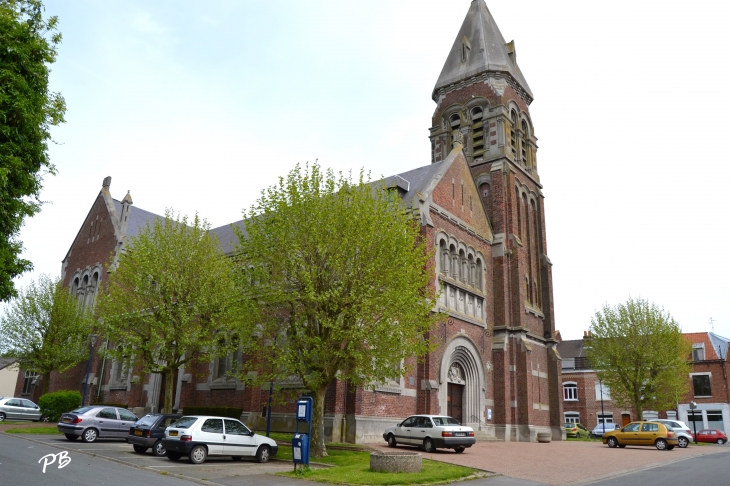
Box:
(433, 0, 532, 103)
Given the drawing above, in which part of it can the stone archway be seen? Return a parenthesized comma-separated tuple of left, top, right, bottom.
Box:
(438, 336, 486, 427)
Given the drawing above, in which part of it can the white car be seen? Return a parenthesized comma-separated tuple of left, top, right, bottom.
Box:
(161, 415, 278, 464)
(589, 423, 618, 438)
(383, 414, 475, 453)
(652, 419, 693, 448)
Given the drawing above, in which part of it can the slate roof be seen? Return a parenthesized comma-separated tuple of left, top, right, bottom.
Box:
(433, 0, 533, 100)
(113, 200, 166, 239)
(385, 160, 446, 206)
(0, 358, 17, 371)
(556, 339, 585, 359)
(684, 332, 730, 361)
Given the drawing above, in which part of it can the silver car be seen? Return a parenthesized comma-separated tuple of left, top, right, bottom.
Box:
(383, 414, 475, 453)
(653, 419, 693, 448)
(58, 405, 138, 443)
(0, 397, 44, 422)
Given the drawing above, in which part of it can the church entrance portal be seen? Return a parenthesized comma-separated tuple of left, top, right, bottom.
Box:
(447, 382, 464, 422)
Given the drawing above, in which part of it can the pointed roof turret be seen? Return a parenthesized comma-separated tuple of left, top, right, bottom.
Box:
(433, 0, 533, 103)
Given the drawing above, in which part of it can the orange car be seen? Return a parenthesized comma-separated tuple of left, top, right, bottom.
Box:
(602, 421, 678, 450)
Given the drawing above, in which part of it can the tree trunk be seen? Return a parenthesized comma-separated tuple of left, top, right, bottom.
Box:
(310, 386, 328, 458)
(634, 402, 643, 421)
(163, 371, 174, 413)
(42, 371, 50, 395)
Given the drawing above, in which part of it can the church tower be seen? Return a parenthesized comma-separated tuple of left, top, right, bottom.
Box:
(430, 0, 562, 440)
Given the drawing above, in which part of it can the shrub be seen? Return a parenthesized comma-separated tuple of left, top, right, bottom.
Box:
(92, 402, 128, 408)
(38, 390, 82, 422)
(182, 406, 242, 419)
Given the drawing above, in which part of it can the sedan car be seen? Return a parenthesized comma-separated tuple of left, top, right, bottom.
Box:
(691, 429, 727, 444)
(652, 419, 693, 448)
(58, 406, 139, 443)
(589, 423, 618, 438)
(564, 422, 590, 438)
(602, 421, 678, 450)
(0, 397, 45, 422)
(161, 415, 278, 464)
(383, 415, 475, 453)
(128, 413, 182, 456)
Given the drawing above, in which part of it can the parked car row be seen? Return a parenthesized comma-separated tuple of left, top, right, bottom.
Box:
(603, 421, 679, 450)
(55, 405, 277, 464)
(0, 397, 47, 422)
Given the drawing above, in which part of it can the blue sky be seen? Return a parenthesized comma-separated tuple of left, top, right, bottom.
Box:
(16, 0, 730, 339)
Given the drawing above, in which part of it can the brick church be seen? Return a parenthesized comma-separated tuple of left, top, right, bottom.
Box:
(16, 0, 564, 442)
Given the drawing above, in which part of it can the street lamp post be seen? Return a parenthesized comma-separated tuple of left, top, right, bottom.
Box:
(265, 336, 276, 437)
(82, 334, 98, 406)
(689, 401, 698, 444)
(599, 378, 606, 434)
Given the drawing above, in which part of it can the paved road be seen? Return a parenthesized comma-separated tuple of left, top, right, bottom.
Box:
(589, 452, 730, 486)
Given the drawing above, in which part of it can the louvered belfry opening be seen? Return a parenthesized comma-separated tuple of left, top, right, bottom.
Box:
(471, 107, 484, 162)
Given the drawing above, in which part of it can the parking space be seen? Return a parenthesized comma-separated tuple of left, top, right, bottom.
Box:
(12, 434, 293, 483)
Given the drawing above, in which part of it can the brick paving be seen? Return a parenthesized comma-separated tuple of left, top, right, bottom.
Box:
(371, 440, 730, 485)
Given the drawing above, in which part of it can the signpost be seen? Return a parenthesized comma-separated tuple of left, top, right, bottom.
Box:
(689, 401, 698, 444)
(292, 396, 313, 469)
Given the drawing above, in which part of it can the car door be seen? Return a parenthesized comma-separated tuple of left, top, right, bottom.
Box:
(638, 422, 660, 445)
(617, 422, 641, 444)
(117, 409, 138, 437)
(198, 418, 225, 455)
(223, 419, 256, 456)
(21, 399, 41, 421)
(95, 408, 121, 437)
(396, 417, 416, 445)
(410, 417, 432, 446)
(3, 399, 23, 419)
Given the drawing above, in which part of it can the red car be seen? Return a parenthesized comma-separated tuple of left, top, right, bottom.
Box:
(691, 429, 727, 444)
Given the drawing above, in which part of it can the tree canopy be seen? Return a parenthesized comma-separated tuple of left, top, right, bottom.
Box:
(585, 297, 692, 420)
(95, 211, 254, 413)
(0, 274, 92, 394)
(236, 163, 440, 457)
(0, 0, 66, 300)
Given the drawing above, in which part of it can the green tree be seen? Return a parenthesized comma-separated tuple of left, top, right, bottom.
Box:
(586, 297, 692, 420)
(0, 0, 66, 300)
(236, 163, 440, 457)
(0, 274, 92, 394)
(95, 210, 255, 413)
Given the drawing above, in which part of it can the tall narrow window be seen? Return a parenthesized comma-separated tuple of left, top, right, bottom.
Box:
(521, 120, 528, 165)
(471, 107, 484, 160)
(450, 114, 461, 149)
(509, 110, 517, 156)
(440, 241, 449, 275)
(515, 187, 522, 239)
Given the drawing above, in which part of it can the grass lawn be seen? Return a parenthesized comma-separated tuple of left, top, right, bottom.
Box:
(276, 449, 480, 485)
(5, 426, 62, 435)
(0, 421, 31, 425)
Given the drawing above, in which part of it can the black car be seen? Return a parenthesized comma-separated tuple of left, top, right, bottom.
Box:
(128, 413, 182, 456)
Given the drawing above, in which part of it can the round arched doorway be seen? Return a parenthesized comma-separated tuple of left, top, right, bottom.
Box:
(438, 336, 486, 427)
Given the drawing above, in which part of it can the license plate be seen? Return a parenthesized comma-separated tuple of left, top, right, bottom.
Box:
(134, 430, 143, 436)
(170, 430, 178, 437)
(62, 418, 70, 423)
(454, 432, 466, 437)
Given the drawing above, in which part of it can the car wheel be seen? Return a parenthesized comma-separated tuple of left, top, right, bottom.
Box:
(607, 437, 618, 448)
(166, 452, 182, 461)
(82, 428, 98, 443)
(256, 445, 271, 464)
(64, 433, 79, 441)
(423, 438, 435, 453)
(231, 456, 243, 461)
(0, 412, 5, 422)
(387, 434, 397, 448)
(133, 445, 148, 454)
(189, 445, 207, 464)
(455, 445, 466, 453)
(153, 440, 167, 457)
(576, 432, 581, 439)
(41, 415, 50, 423)
(655, 439, 668, 450)
(717, 439, 725, 445)
(677, 437, 689, 448)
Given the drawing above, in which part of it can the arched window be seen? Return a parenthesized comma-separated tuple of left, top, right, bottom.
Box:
(450, 114, 461, 149)
(459, 250, 467, 284)
(521, 120, 528, 165)
(515, 187, 522, 239)
(467, 255, 475, 286)
(450, 245, 459, 280)
(471, 107, 484, 160)
(440, 241, 449, 275)
(475, 259, 483, 290)
(563, 382, 578, 401)
(509, 110, 518, 156)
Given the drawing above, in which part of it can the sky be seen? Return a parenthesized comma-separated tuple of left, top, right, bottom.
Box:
(12, 0, 730, 340)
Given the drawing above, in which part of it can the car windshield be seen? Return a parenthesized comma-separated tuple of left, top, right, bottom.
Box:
(564, 423, 575, 428)
(135, 415, 159, 427)
(70, 406, 95, 414)
(170, 416, 198, 429)
(431, 416, 461, 426)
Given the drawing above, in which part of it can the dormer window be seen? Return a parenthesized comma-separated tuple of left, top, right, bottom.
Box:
(692, 343, 705, 361)
(461, 37, 471, 62)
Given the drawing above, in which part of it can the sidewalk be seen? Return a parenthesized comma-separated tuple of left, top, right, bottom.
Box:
(371, 440, 730, 485)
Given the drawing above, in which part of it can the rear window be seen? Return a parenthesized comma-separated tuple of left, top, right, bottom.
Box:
(564, 423, 574, 428)
(431, 417, 461, 426)
(170, 416, 198, 429)
(70, 406, 95, 414)
(135, 415, 159, 426)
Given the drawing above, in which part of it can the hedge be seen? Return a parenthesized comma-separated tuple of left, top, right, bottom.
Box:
(38, 390, 82, 422)
(182, 406, 242, 419)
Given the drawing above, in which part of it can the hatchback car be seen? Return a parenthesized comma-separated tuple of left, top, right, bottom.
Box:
(602, 421, 678, 450)
(383, 415, 475, 453)
(652, 419, 693, 448)
(691, 429, 727, 444)
(0, 397, 45, 422)
(161, 415, 278, 464)
(128, 413, 182, 456)
(589, 423, 618, 438)
(58, 406, 139, 443)
(564, 422, 590, 438)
